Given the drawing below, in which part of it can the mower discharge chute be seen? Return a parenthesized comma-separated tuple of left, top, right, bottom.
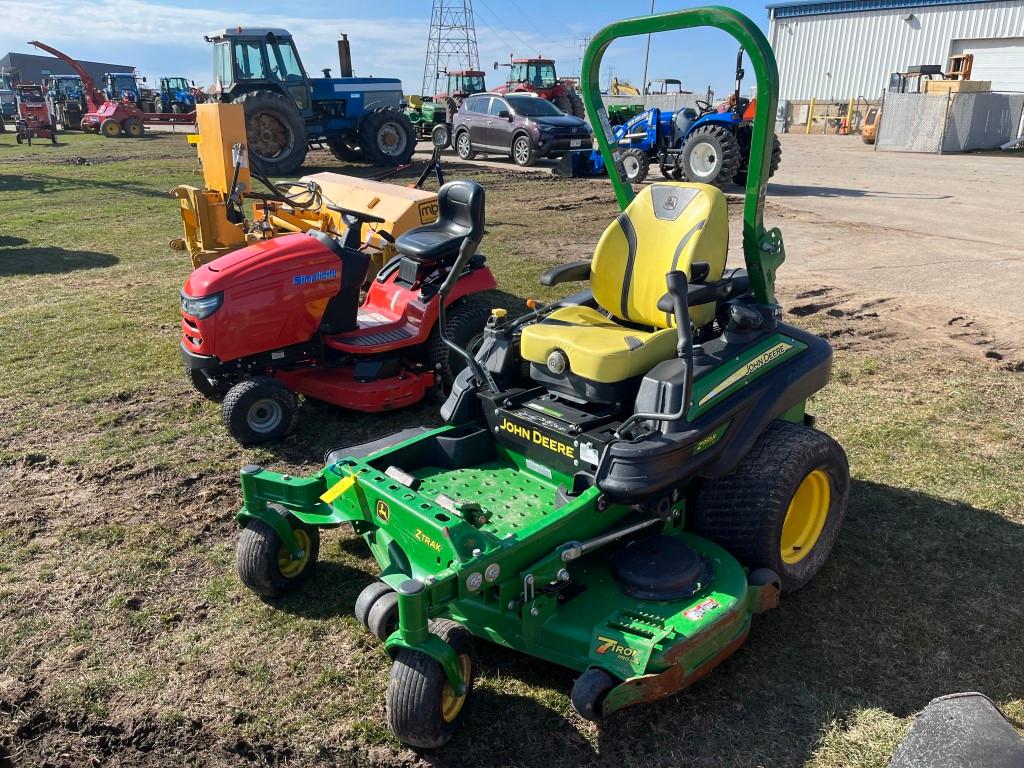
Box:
(230, 6, 849, 749)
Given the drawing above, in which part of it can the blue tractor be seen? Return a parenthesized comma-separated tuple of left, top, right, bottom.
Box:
(0, 73, 17, 130)
(157, 77, 197, 114)
(564, 50, 781, 188)
(205, 28, 416, 175)
(103, 72, 142, 104)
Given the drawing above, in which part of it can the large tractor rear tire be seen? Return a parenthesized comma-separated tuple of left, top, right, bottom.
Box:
(358, 107, 416, 167)
(680, 124, 741, 189)
(236, 90, 308, 176)
(567, 91, 586, 118)
(733, 134, 782, 186)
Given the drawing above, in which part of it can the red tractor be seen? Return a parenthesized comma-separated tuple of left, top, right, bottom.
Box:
(13, 84, 57, 145)
(495, 57, 585, 117)
(181, 180, 497, 445)
(28, 41, 147, 138)
(436, 69, 486, 113)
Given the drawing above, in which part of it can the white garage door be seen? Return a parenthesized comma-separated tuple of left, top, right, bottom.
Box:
(951, 37, 1024, 92)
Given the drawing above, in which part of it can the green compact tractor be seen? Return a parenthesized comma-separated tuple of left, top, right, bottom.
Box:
(232, 7, 849, 749)
(408, 70, 487, 149)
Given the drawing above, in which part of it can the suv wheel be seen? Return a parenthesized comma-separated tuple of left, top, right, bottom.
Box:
(455, 130, 476, 160)
(511, 134, 536, 167)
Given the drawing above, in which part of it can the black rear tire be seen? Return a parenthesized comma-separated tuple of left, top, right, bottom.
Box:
(689, 421, 849, 593)
(236, 503, 320, 598)
(570, 668, 618, 721)
(222, 376, 297, 445)
(427, 298, 491, 391)
(567, 91, 586, 118)
(680, 124, 742, 188)
(236, 90, 308, 176)
(387, 619, 476, 749)
(358, 107, 416, 167)
(733, 134, 782, 186)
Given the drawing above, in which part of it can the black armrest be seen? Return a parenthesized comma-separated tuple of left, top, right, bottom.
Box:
(540, 259, 591, 287)
(655, 269, 753, 313)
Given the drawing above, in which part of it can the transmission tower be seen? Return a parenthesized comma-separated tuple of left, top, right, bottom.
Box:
(422, 0, 481, 97)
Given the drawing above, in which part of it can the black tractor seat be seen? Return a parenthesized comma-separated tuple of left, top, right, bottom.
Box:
(395, 180, 485, 264)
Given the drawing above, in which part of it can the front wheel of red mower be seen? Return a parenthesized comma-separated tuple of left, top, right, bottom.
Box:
(236, 503, 320, 598)
(690, 421, 849, 593)
(221, 376, 297, 445)
(387, 619, 476, 749)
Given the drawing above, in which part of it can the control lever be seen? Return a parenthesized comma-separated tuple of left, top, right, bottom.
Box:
(559, 517, 662, 561)
(614, 270, 694, 437)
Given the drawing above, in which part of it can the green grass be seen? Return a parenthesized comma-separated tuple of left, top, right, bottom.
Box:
(0, 132, 1022, 766)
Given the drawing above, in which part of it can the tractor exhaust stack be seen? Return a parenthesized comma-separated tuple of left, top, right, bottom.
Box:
(338, 34, 353, 78)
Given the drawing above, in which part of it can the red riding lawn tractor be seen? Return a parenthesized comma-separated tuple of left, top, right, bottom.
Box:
(13, 84, 57, 145)
(181, 180, 497, 445)
(495, 57, 585, 117)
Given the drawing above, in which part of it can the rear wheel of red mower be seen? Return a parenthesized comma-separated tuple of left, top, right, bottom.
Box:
(100, 118, 121, 138)
(354, 581, 394, 629)
(387, 619, 476, 749)
(123, 118, 144, 138)
(570, 667, 618, 721)
(366, 590, 400, 642)
(689, 421, 849, 593)
(620, 147, 649, 184)
(222, 376, 297, 445)
(427, 298, 491, 394)
(236, 503, 320, 598)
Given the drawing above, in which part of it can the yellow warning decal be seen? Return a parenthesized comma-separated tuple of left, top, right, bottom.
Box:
(320, 475, 357, 504)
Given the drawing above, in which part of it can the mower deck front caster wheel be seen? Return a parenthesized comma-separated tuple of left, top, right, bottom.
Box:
(366, 590, 399, 641)
(236, 503, 320, 598)
(222, 376, 297, 445)
(354, 581, 394, 629)
(570, 668, 617, 721)
(387, 619, 475, 749)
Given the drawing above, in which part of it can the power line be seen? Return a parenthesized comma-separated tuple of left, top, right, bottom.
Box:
(421, 0, 481, 97)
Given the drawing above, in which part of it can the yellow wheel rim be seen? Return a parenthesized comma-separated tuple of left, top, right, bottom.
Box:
(277, 529, 311, 578)
(780, 469, 831, 564)
(440, 654, 472, 723)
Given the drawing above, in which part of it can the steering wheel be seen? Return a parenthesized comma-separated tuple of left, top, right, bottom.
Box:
(695, 99, 712, 115)
(326, 204, 386, 225)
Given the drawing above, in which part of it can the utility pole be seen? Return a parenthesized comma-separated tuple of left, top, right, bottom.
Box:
(574, 35, 592, 80)
(422, 0, 481, 97)
(641, 0, 655, 95)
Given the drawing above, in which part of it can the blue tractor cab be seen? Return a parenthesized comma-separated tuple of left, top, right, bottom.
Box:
(158, 77, 196, 114)
(44, 74, 86, 130)
(205, 28, 416, 175)
(103, 72, 141, 103)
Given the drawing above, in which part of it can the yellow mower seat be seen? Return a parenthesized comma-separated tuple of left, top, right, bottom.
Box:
(521, 182, 729, 385)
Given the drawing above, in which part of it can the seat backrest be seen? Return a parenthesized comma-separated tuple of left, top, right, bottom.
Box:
(437, 180, 486, 243)
(590, 182, 729, 329)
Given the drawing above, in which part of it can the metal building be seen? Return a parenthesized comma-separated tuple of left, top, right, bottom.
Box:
(767, 0, 1024, 101)
(0, 52, 136, 86)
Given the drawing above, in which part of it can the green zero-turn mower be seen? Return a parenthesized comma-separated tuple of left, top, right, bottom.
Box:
(232, 7, 850, 749)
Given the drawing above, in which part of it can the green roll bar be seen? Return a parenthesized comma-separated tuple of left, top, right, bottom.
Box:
(581, 7, 784, 305)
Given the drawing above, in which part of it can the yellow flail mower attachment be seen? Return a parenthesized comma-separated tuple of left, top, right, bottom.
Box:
(169, 103, 438, 274)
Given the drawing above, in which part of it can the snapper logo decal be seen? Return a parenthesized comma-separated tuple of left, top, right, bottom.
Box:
(292, 269, 337, 286)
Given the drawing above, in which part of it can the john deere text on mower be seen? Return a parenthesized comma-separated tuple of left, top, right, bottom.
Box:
(231, 7, 849, 749)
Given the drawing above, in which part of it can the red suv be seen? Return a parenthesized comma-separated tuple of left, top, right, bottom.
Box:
(452, 92, 592, 167)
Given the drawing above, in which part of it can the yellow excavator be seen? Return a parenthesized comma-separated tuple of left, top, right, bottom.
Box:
(170, 103, 440, 274)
